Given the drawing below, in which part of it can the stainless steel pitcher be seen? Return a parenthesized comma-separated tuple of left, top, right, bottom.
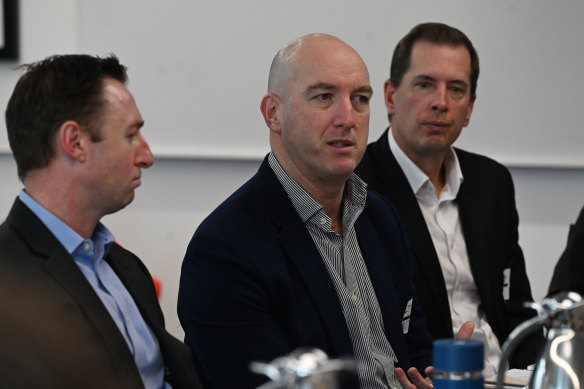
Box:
(496, 291, 584, 389)
(250, 348, 357, 389)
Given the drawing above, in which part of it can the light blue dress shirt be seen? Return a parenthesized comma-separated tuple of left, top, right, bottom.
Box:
(19, 190, 171, 389)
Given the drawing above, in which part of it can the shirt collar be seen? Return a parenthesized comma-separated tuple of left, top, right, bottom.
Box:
(387, 128, 463, 197)
(19, 190, 114, 255)
(268, 152, 367, 223)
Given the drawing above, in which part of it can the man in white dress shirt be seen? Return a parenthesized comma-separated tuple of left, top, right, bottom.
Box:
(356, 22, 542, 376)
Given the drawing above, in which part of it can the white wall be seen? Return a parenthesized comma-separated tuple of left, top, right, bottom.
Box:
(0, 0, 583, 339)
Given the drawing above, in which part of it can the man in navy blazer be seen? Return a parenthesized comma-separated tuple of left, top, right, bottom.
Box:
(355, 23, 541, 375)
(0, 54, 202, 388)
(178, 33, 445, 389)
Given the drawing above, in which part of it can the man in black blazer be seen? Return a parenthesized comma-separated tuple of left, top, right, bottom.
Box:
(356, 23, 540, 375)
(178, 34, 453, 389)
(0, 54, 202, 388)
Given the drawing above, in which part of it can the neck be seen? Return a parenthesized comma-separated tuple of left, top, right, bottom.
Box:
(319, 189, 344, 236)
(271, 148, 348, 233)
(414, 156, 447, 196)
(25, 174, 100, 239)
(391, 131, 448, 196)
(297, 175, 345, 234)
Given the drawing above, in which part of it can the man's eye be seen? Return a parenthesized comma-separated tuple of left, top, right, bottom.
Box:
(353, 95, 369, 104)
(417, 82, 429, 88)
(315, 93, 331, 101)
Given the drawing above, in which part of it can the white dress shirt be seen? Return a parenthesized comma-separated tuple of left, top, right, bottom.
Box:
(388, 129, 503, 377)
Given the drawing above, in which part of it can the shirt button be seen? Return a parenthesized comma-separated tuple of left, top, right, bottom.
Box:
(83, 242, 91, 252)
(352, 294, 358, 302)
(320, 217, 327, 225)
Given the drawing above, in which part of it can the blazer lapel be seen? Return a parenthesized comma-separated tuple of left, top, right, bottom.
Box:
(105, 246, 162, 331)
(8, 199, 140, 379)
(456, 162, 493, 302)
(43, 251, 140, 374)
(257, 160, 354, 356)
(366, 132, 452, 329)
(355, 214, 410, 356)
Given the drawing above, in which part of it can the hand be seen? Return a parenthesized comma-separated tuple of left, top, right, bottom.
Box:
(395, 321, 475, 388)
(395, 366, 434, 389)
(456, 321, 475, 339)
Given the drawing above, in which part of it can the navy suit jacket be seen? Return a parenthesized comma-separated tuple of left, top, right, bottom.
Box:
(178, 156, 433, 389)
(355, 129, 541, 368)
(0, 198, 202, 389)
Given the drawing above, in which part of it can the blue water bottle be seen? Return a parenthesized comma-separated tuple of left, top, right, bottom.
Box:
(433, 339, 484, 389)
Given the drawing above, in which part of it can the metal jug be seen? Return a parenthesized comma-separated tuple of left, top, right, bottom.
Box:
(249, 348, 358, 389)
(496, 291, 584, 389)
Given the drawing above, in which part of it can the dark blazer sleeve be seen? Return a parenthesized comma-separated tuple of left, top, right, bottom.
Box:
(178, 228, 297, 389)
(549, 206, 584, 296)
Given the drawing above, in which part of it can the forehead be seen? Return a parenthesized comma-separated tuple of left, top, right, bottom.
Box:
(100, 77, 143, 129)
(290, 40, 370, 90)
(407, 41, 471, 82)
(102, 77, 135, 106)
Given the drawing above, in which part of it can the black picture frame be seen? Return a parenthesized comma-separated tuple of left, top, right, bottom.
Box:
(0, 0, 18, 59)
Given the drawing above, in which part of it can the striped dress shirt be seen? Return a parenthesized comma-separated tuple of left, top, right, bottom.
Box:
(269, 153, 401, 389)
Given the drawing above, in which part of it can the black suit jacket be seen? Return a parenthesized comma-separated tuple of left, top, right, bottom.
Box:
(178, 156, 433, 389)
(355, 129, 540, 368)
(0, 198, 202, 389)
(549, 206, 584, 296)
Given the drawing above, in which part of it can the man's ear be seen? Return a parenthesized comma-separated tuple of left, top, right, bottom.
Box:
(260, 93, 282, 133)
(384, 79, 397, 116)
(59, 121, 87, 162)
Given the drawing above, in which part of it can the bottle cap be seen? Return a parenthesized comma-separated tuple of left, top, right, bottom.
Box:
(433, 339, 484, 372)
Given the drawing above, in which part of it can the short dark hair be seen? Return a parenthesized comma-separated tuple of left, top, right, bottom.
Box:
(5, 54, 128, 181)
(390, 22, 479, 98)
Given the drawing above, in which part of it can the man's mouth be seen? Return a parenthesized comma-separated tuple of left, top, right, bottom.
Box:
(329, 140, 353, 147)
(425, 121, 448, 127)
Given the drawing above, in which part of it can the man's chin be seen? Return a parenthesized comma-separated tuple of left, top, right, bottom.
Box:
(330, 164, 357, 182)
(103, 193, 135, 216)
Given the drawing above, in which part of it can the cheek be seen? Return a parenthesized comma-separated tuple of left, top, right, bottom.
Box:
(357, 113, 369, 132)
(410, 96, 427, 112)
(394, 95, 422, 123)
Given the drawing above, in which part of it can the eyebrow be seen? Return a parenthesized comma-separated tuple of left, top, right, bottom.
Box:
(354, 85, 374, 95)
(413, 74, 468, 87)
(129, 120, 145, 131)
(304, 82, 373, 97)
(304, 82, 336, 97)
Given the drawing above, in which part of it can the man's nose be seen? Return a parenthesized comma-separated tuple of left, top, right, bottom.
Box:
(137, 135, 154, 168)
(431, 85, 448, 112)
(332, 98, 357, 129)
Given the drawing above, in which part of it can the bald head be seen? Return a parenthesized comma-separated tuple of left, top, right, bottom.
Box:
(267, 33, 367, 100)
(260, 33, 371, 193)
